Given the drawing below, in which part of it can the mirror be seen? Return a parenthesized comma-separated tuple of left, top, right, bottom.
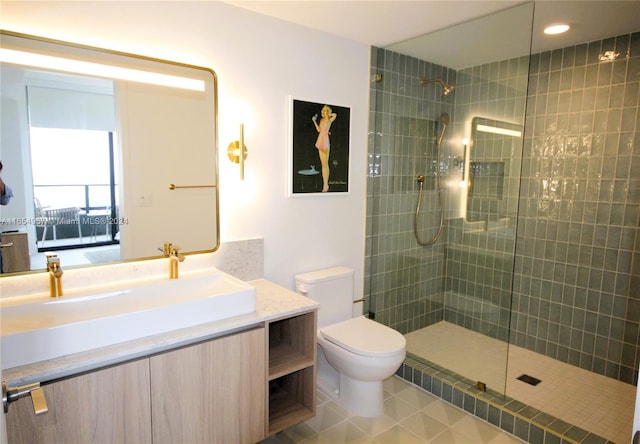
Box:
(466, 117, 522, 224)
(0, 30, 219, 274)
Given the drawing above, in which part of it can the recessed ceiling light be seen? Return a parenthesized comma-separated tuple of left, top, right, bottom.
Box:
(544, 23, 570, 35)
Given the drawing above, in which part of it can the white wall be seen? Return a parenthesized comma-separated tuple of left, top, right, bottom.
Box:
(0, 1, 370, 294)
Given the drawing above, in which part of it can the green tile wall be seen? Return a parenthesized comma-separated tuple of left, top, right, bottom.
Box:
(512, 32, 640, 383)
(366, 48, 455, 333)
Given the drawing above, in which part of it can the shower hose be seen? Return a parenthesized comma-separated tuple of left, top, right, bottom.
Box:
(414, 136, 445, 246)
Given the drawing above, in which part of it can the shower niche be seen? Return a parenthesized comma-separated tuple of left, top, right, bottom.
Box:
(468, 162, 505, 200)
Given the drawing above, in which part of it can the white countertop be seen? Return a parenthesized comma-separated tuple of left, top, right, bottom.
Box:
(2, 279, 318, 386)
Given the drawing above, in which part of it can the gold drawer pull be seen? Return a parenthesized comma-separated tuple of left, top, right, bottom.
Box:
(2, 381, 48, 415)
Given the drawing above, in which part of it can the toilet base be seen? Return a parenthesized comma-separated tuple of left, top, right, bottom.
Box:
(317, 374, 384, 418)
(316, 349, 385, 417)
(338, 375, 384, 418)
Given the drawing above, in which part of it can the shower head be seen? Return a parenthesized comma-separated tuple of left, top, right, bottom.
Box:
(441, 83, 456, 97)
(419, 78, 456, 98)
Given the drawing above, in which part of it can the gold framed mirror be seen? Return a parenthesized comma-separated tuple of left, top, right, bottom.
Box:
(0, 30, 219, 274)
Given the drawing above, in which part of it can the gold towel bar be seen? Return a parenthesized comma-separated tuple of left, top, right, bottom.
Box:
(353, 298, 365, 304)
(169, 184, 216, 190)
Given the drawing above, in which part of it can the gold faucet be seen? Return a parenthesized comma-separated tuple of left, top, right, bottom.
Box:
(45, 253, 63, 297)
(163, 243, 185, 279)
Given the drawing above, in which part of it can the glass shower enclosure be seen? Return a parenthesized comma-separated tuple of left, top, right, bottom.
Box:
(365, 3, 533, 397)
(367, 2, 640, 442)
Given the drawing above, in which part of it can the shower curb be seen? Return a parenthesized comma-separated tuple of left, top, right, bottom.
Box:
(397, 355, 614, 444)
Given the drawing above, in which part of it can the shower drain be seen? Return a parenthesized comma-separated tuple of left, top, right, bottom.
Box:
(517, 374, 542, 386)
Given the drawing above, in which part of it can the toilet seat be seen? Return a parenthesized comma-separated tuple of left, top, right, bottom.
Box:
(319, 316, 406, 358)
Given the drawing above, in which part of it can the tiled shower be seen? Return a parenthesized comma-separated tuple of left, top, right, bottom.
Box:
(514, 32, 639, 384)
(365, 23, 639, 440)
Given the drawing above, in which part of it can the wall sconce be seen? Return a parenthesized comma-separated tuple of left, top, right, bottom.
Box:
(227, 124, 247, 180)
(456, 138, 469, 188)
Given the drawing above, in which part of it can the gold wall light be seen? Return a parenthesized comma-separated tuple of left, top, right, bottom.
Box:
(459, 138, 469, 188)
(227, 124, 247, 180)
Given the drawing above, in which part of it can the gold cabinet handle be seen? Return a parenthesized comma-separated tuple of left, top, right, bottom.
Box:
(2, 381, 49, 415)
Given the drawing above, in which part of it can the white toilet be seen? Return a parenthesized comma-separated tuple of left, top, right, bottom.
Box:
(295, 266, 406, 417)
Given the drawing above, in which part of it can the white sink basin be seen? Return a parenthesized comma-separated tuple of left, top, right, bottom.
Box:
(1, 270, 256, 369)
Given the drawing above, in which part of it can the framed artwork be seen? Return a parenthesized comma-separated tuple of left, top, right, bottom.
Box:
(290, 98, 351, 195)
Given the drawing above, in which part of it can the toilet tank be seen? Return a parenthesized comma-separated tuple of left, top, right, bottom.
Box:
(295, 266, 354, 327)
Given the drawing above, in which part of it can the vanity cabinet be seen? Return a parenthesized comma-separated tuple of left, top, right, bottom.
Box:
(150, 326, 266, 443)
(6, 328, 265, 444)
(6, 359, 152, 443)
(5, 309, 317, 443)
(0, 231, 30, 273)
(267, 311, 317, 436)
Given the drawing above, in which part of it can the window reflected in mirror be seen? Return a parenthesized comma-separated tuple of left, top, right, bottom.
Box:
(0, 31, 218, 274)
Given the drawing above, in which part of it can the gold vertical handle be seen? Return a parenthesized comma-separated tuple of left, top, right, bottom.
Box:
(30, 388, 49, 415)
(226, 124, 247, 180)
(239, 123, 245, 180)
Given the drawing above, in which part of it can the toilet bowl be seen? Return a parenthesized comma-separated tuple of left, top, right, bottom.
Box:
(295, 267, 406, 417)
(317, 316, 406, 416)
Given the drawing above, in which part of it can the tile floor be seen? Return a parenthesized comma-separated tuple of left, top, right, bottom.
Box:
(261, 376, 525, 443)
(405, 321, 635, 444)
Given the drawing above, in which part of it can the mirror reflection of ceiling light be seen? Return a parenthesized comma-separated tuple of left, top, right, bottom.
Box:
(477, 124, 522, 138)
(544, 23, 570, 35)
(0, 48, 206, 91)
(599, 50, 620, 62)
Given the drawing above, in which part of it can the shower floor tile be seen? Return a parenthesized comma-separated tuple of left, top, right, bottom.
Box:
(405, 321, 635, 444)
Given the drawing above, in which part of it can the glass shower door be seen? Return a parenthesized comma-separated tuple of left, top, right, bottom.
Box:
(365, 2, 534, 398)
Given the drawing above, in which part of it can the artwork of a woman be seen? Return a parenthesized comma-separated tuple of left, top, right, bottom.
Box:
(312, 105, 337, 192)
(291, 99, 349, 195)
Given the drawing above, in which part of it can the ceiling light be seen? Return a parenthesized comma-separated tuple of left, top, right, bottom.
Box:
(544, 23, 570, 35)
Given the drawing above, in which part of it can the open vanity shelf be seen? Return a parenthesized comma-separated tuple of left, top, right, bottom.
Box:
(267, 311, 317, 435)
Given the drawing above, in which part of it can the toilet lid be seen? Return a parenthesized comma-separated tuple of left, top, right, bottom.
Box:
(319, 316, 406, 358)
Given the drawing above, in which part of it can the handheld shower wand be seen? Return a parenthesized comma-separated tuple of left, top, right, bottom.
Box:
(437, 112, 449, 145)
